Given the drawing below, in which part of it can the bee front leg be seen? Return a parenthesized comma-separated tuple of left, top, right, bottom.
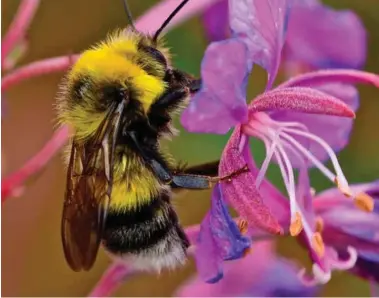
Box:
(189, 79, 201, 93)
(165, 69, 201, 94)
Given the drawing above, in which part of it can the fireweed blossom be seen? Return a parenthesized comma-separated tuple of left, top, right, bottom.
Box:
(304, 180, 379, 285)
(176, 181, 379, 295)
(201, 0, 367, 74)
(175, 241, 319, 297)
(284, 0, 367, 73)
(3, 0, 378, 295)
(271, 165, 379, 286)
(181, 0, 379, 284)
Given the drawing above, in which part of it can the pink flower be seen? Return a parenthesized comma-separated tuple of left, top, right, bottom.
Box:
(181, 0, 379, 283)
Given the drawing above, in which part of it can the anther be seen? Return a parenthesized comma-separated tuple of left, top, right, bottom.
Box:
(237, 219, 252, 257)
(312, 232, 325, 258)
(354, 192, 374, 212)
(238, 219, 249, 235)
(289, 211, 303, 236)
(243, 246, 253, 257)
(315, 217, 324, 233)
(334, 177, 352, 197)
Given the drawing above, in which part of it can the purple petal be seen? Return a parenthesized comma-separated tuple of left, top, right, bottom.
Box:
(181, 38, 249, 134)
(321, 209, 379, 250)
(208, 184, 251, 261)
(176, 241, 275, 297)
(249, 87, 356, 118)
(178, 242, 319, 297)
(269, 84, 359, 165)
(229, 0, 292, 89)
(315, 181, 379, 248)
(219, 126, 283, 234)
(315, 180, 379, 213)
(279, 69, 379, 89)
(194, 214, 223, 283)
(195, 184, 250, 283)
(313, 181, 379, 281)
(247, 257, 320, 297)
(201, 0, 229, 41)
(285, 1, 366, 69)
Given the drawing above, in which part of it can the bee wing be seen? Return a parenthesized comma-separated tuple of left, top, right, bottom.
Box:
(61, 102, 125, 271)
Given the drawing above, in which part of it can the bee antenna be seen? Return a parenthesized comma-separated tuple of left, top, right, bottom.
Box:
(153, 0, 189, 42)
(123, 0, 135, 30)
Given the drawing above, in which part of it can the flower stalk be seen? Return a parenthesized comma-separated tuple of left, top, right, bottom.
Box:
(1, 125, 70, 201)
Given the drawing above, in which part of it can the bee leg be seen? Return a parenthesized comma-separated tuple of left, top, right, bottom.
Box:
(128, 131, 173, 183)
(171, 174, 213, 189)
(165, 69, 201, 93)
(171, 165, 249, 189)
(150, 87, 188, 111)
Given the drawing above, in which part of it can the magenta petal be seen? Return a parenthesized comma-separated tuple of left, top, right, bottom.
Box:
(285, 1, 366, 69)
(201, 0, 229, 41)
(219, 126, 283, 234)
(247, 257, 319, 297)
(279, 69, 379, 89)
(195, 184, 250, 283)
(249, 87, 355, 118)
(269, 84, 358, 165)
(194, 213, 223, 283)
(208, 184, 251, 261)
(181, 38, 249, 134)
(229, 0, 292, 89)
(176, 242, 275, 297)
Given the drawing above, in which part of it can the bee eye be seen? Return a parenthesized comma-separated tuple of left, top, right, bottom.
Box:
(142, 46, 167, 69)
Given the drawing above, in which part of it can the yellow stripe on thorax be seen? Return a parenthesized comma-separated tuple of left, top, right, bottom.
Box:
(69, 38, 166, 112)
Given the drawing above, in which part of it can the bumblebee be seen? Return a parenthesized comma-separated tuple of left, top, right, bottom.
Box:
(57, 0, 248, 272)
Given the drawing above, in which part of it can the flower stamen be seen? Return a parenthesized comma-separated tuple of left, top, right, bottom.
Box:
(290, 211, 303, 236)
(237, 219, 249, 235)
(354, 192, 374, 212)
(237, 219, 253, 257)
(315, 217, 324, 233)
(334, 177, 353, 197)
(312, 232, 325, 258)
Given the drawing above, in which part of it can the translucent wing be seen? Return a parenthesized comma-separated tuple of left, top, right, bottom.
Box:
(61, 102, 124, 271)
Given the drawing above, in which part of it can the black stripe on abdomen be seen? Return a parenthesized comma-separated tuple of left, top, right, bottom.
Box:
(102, 191, 189, 254)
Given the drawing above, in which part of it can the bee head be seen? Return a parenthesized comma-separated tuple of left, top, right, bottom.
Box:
(57, 30, 170, 140)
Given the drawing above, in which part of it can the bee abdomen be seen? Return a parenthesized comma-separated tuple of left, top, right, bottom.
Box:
(102, 191, 189, 271)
